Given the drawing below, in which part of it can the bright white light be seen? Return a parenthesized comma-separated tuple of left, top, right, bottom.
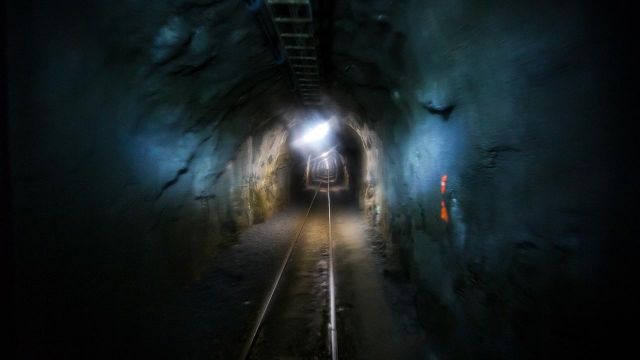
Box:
(300, 122, 330, 144)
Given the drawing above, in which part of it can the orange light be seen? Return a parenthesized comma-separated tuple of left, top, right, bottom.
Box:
(440, 200, 449, 223)
(440, 175, 448, 194)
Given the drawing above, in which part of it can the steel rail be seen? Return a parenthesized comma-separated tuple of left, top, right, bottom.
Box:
(327, 166, 338, 360)
(239, 185, 321, 360)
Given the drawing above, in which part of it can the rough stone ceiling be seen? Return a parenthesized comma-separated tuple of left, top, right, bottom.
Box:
(42, 0, 409, 132)
(24, 0, 302, 133)
(114, 0, 403, 130)
(140, 1, 297, 129)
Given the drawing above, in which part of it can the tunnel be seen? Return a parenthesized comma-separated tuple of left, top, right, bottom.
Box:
(1, 0, 635, 359)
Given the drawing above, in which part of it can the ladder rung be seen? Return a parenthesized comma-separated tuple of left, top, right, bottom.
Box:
(280, 33, 312, 38)
(274, 17, 311, 23)
(287, 48, 316, 54)
(285, 45, 315, 50)
(290, 60, 317, 66)
(288, 53, 316, 58)
(268, 0, 308, 4)
(282, 39, 314, 46)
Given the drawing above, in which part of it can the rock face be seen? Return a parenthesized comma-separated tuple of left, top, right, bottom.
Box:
(7, 0, 296, 356)
(6, 0, 631, 358)
(329, 0, 630, 358)
(227, 123, 291, 226)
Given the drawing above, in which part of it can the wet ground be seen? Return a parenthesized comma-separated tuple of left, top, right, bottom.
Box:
(157, 199, 428, 359)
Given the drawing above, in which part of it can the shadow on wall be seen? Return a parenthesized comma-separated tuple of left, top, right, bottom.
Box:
(344, 113, 385, 226)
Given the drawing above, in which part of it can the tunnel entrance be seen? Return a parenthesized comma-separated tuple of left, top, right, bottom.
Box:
(288, 120, 364, 206)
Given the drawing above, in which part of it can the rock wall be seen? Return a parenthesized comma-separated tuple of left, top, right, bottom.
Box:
(344, 114, 384, 224)
(227, 124, 290, 227)
(330, 0, 627, 357)
(6, 0, 294, 356)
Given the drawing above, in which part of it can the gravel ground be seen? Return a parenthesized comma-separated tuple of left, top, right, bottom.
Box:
(146, 201, 428, 359)
(333, 207, 429, 359)
(158, 207, 306, 359)
(249, 203, 332, 359)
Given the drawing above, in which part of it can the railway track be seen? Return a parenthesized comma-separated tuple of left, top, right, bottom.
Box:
(240, 174, 338, 360)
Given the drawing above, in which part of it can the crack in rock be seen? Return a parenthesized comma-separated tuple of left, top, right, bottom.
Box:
(154, 135, 212, 201)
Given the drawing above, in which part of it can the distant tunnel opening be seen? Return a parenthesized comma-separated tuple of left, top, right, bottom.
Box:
(287, 118, 366, 207)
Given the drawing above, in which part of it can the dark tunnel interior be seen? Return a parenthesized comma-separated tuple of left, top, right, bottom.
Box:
(289, 120, 364, 206)
(1, 0, 637, 359)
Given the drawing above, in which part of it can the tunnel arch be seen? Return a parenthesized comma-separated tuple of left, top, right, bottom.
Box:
(282, 111, 383, 216)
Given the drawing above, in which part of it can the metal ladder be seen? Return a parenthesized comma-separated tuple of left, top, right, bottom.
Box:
(266, 0, 322, 107)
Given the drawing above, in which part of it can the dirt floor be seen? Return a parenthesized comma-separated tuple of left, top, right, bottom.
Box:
(153, 200, 428, 359)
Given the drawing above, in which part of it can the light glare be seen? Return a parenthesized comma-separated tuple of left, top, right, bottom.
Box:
(300, 122, 330, 144)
